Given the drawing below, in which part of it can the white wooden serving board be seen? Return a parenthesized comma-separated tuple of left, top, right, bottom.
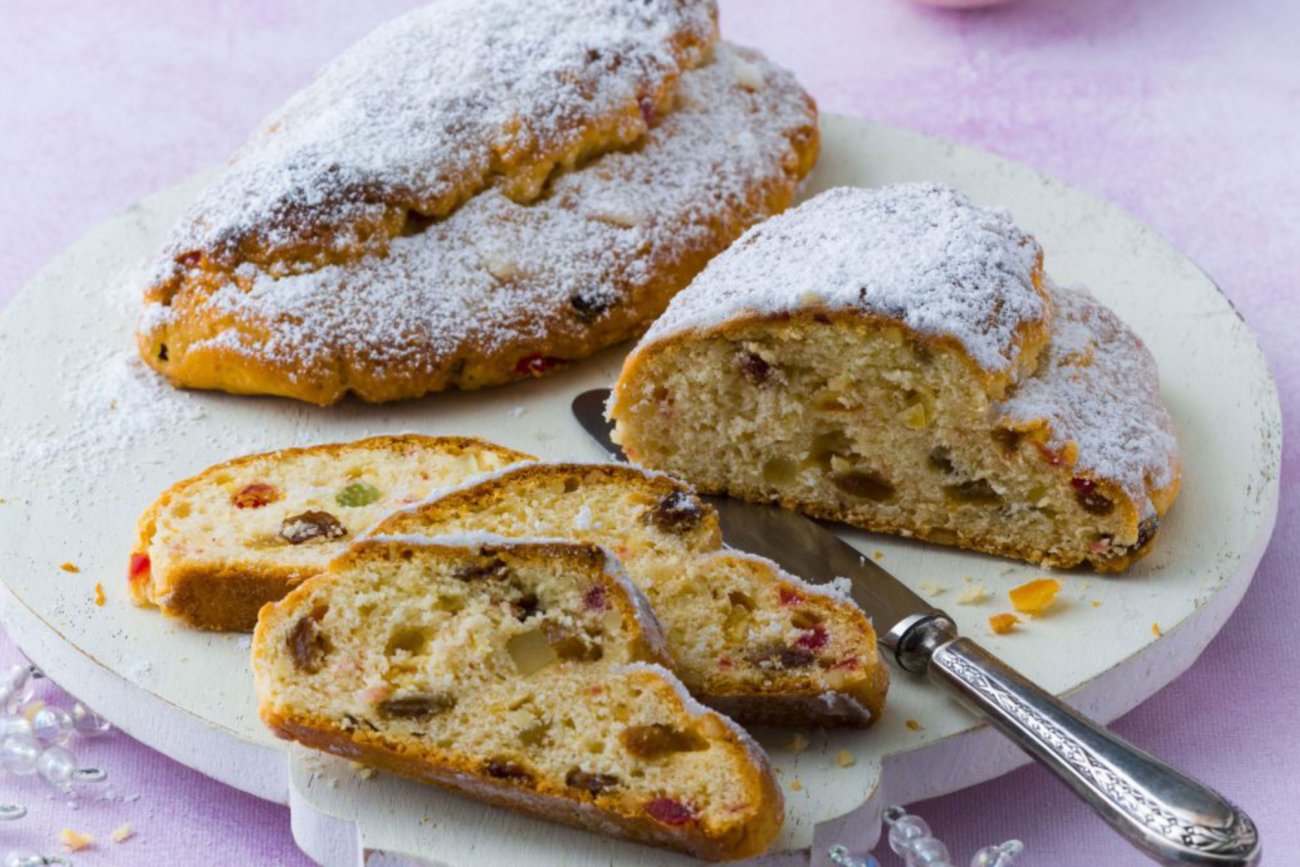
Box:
(0, 115, 1281, 867)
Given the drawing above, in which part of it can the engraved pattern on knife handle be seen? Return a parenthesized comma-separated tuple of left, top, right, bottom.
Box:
(931, 638, 1260, 865)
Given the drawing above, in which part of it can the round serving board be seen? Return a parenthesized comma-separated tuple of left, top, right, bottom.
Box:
(0, 115, 1281, 867)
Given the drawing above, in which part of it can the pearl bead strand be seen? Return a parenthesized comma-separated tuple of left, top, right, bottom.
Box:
(827, 805, 1024, 867)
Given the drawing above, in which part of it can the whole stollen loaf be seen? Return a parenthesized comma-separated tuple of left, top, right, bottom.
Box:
(611, 184, 1180, 571)
(135, 0, 820, 404)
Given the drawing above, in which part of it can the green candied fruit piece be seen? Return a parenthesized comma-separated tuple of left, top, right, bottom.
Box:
(336, 481, 380, 508)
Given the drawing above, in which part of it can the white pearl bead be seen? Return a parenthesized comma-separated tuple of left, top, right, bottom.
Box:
(0, 715, 31, 740)
(37, 746, 77, 788)
(71, 702, 111, 737)
(0, 735, 41, 775)
(888, 814, 933, 854)
(31, 707, 73, 746)
(3, 850, 46, 867)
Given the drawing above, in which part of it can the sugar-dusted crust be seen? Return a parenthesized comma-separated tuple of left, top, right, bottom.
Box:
(624, 183, 1051, 398)
(143, 0, 717, 292)
(252, 537, 783, 861)
(130, 435, 532, 631)
(138, 37, 819, 405)
(372, 462, 889, 727)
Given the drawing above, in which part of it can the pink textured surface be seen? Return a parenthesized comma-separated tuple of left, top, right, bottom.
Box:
(0, 1, 1295, 863)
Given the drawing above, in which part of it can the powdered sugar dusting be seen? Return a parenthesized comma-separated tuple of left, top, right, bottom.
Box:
(151, 0, 717, 273)
(999, 283, 1178, 512)
(637, 183, 1046, 373)
(141, 45, 814, 398)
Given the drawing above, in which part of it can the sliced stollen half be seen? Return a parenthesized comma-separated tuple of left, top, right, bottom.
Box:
(129, 434, 532, 631)
(370, 462, 888, 727)
(252, 534, 783, 862)
(610, 183, 1179, 571)
(139, 24, 819, 405)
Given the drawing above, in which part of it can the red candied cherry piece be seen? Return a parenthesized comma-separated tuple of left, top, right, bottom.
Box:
(233, 482, 279, 509)
(646, 797, 696, 826)
(778, 587, 803, 606)
(515, 355, 567, 377)
(795, 624, 829, 652)
(638, 96, 656, 126)
(583, 585, 607, 611)
(127, 553, 151, 583)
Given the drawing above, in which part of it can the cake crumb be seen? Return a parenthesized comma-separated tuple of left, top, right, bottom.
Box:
(872, 550, 884, 561)
(1091, 600, 1102, 608)
(955, 584, 988, 605)
(60, 562, 80, 573)
(789, 778, 803, 791)
(59, 828, 95, 852)
(95, 582, 106, 606)
(836, 749, 856, 768)
(1152, 622, 1162, 637)
(905, 719, 923, 731)
(989, 613, 1019, 635)
(786, 732, 810, 755)
(350, 761, 376, 780)
(917, 580, 946, 598)
(111, 823, 135, 843)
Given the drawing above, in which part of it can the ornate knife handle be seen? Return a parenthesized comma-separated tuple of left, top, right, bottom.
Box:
(922, 633, 1260, 865)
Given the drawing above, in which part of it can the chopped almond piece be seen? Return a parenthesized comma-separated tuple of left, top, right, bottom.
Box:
(989, 613, 1019, 635)
(1008, 578, 1061, 616)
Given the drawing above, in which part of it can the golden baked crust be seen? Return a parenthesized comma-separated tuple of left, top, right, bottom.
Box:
(372, 462, 889, 727)
(253, 536, 783, 861)
(611, 186, 1179, 571)
(129, 434, 532, 631)
(137, 29, 819, 405)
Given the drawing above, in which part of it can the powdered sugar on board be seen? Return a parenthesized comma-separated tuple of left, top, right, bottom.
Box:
(998, 283, 1179, 514)
(148, 0, 717, 273)
(140, 45, 814, 397)
(635, 183, 1046, 373)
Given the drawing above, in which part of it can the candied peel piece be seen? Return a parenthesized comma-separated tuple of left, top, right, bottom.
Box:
(988, 613, 1019, 635)
(1008, 578, 1061, 616)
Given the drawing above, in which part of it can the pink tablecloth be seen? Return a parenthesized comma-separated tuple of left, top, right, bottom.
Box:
(1, 1, 1295, 864)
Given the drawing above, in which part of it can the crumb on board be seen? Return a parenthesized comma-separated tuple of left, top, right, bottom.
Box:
(59, 828, 95, 851)
(872, 550, 884, 561)
(786, 732, 810, 755)
(989, 613, 1019, 635)
(95, 582, 106, 606)
(60, 561, 80, 573)
(349, 761, 376, 780)
(1008, 577, 1061, 616)
(111, 823, 135, 843)
(836, 749, 856, 768)
(1152, 622, 1162, 637)
(955, 584, 988, 605)
(905, 719, 923, 732)
(789, 778, 803, 792)
(1092, 600, 1102, 608)
(917, 580, 946, 598)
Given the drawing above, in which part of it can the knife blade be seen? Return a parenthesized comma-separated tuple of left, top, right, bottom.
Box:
(571, 387, 1261, 867)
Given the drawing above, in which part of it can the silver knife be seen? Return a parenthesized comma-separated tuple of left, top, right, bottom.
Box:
(572, 389, 1260, 867)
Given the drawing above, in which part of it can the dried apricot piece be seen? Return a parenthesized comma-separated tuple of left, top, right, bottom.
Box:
(1009, 578, 1061, 616)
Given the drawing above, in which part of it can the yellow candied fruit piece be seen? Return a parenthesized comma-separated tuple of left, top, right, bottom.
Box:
(1009, 578, 1061, 616)
(989, 613, 1019, 635)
